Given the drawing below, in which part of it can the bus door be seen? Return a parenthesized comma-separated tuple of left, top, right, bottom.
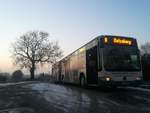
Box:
(86, 46, 98, 84)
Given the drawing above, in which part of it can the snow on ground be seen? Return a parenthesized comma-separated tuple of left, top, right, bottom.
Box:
(0, 81, 36, 87)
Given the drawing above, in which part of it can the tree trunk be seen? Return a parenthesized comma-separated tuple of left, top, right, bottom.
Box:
(30, 62, 35, 80)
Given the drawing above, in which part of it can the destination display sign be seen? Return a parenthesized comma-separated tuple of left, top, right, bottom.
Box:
(113, 38, 132, 45)
(102, 36, 136, 46)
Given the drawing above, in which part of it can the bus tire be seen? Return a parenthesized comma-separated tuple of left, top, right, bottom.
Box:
(80, 76, 86, 88)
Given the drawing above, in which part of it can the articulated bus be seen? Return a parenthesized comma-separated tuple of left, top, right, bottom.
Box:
(52, 35, 142, 87)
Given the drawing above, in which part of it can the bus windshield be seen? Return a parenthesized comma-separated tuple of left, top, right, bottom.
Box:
(103, 45, 141, 71)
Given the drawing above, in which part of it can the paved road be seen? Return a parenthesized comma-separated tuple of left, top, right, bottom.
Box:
(0, 82, 150, 113)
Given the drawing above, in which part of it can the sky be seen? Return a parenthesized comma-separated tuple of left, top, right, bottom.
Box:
(0, 0, 150, 73)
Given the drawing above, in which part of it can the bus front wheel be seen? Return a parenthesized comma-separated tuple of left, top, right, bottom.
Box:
(80, 77, 86, 88)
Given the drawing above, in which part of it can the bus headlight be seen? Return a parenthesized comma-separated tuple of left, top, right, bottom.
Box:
(106, 77, 111, 81)
(136, 77, 141, 80)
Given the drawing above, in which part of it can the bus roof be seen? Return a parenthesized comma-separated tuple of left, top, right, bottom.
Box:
(55, 35, 137, 64)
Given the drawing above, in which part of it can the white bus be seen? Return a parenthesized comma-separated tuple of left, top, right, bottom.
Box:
(52, 35, 142, 87)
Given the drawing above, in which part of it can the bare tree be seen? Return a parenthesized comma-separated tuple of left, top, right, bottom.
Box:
(141, 42, 150, 55)
(140, 42, 150, 80)
(12, 70, 24, 82)
(11, 31, 62, 79)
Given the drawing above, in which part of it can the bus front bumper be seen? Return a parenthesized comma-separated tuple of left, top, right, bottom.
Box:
(98, 78, 143, 87)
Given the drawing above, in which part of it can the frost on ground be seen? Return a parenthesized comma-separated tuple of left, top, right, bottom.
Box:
(0, 107, 34, 113)
(25, 83, 93, 112)
(1, 82, 150, 113)
(0, 81, 36, 87)
(25, 83, 150, 113)
(124, 87, 150, 92)
(25, 83, 119, 113)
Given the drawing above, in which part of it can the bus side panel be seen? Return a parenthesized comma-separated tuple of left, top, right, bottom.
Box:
(77, 50, 86, 84)
(66, 49, 86, 84)
(63, 58, 71, 83)
(52, 63, 60, 82)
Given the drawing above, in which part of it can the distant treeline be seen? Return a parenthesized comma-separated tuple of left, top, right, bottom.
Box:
(0, 72, 10, 82)
(0, 70, 51, 83)
(141, 42, 150, 81)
